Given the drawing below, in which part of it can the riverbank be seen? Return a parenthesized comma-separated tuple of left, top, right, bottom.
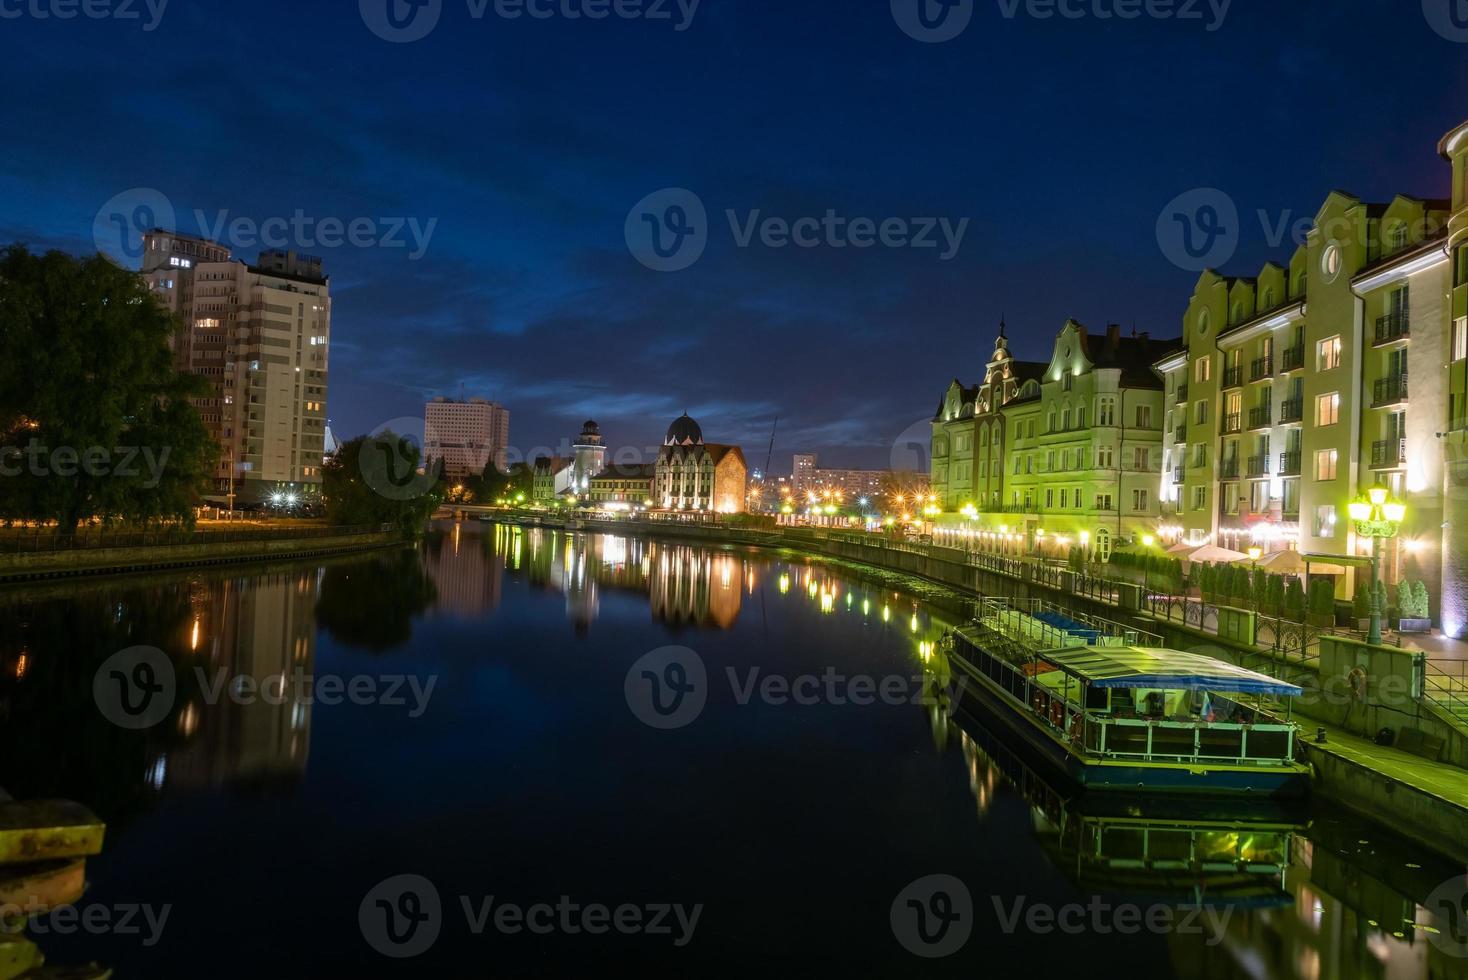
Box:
(487, 512, 1468, 864)
(0, 524, 403, 582)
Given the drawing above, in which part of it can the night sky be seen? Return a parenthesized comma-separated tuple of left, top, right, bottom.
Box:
(4, 0, 1466, 471)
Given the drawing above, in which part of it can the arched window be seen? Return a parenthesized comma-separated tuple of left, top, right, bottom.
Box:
(1095, 528, 1112, 562)
(1262, 287, 1275, 309)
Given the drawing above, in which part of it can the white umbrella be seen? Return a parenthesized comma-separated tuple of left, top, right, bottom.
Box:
(1179, 544, 1249, 568)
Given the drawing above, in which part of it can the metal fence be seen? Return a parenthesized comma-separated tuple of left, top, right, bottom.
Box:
(0, 524, 393, 554)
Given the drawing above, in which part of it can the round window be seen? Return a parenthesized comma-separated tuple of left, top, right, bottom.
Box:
(1321, 243, 1342, 283)
(1197, 310, 1210, 336)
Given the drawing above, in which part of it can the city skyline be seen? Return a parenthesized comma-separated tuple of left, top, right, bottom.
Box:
(4, 3, 1466, 466)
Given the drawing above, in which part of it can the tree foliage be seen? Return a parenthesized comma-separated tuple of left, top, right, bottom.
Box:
(0, 246, 216, 529)
(322, 433, 444, 533)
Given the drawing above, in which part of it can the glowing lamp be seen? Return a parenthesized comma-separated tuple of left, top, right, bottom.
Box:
(1369, 486, 1387, 506)
(1247, 546, 1263, 562)
(1383, 502, 1407, 523)
(1348, 500, 1371, 521)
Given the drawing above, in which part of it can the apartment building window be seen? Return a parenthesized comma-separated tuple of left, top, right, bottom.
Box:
(1076, 448, 1089, 469)
(1135, 405, 1152, 428)
(1192, 443, 1207, 468)
(1195, 357, 1211, 382)
(1132, 488, 1149, 511)
(1073, 487, 1081, 508)
(1045, 489, 1055, 508)
(1095, 493, 1113, 511)
(1250, 482, 1270, 514)
(1195, 400, 1209, 425)
(1315, 449, 1338, 481)
(1192, 485, 1207, 510)
(1062, 408, 1072, 430)
(1315, 505, 1337, 538)
(1047, 411, 1056, 432)
(1454, 317, 1467, 362)
(1098, 397, 1116, 426)
(1046, 450, 1056, 471)
(1315, 392, 1340, 427)
(1098, 446, 1114, 468)
(1133, 447, 1148, 470)
(1061, 449, 1070, 470)
(1317, 336, 1342, 371)
(1014, 457, 1023, 475)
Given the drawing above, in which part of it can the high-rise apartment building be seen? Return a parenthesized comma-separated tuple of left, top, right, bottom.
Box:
(424, 397, 510, 479)
(140, 231, 330, 504)
(792, 453, 817, 493)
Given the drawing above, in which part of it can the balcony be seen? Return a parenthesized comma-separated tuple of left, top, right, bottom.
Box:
(1175, 383, 1189, 403)
(1278, 451, 1301, 476)
(1371, 437, 1407, 469)
(1173, 423, 1188, 443)
(1372, 372, 1409, 408)
(1221, 413, 1242, 435)
(1281, 345, 1305, 372)
(1247, 404, 1273, 430)
(1246, 454, 1271, 479)
(1222, 366, 1244, 389)
(1373, 311, 1410, 346)
(1219, 458, 1240, 480)
(1249, 355, 1274, 382)
(1279, 397, 1303, 424)
(1171, 466, 1185, 485)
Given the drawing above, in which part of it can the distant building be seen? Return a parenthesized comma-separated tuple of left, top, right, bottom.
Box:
(571, 420, 608, 493)
(532, 455, 573, 502)
(586, 462, 657, 507)
(425, 396, 509, 479)
(140, 231, 329, 505)
(792, 452, 817, 493)
(655, 414, 748, 513)
(789, 452, 921, 505)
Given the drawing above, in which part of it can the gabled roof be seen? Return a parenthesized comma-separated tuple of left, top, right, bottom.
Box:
(1083, 329, 1181, 389)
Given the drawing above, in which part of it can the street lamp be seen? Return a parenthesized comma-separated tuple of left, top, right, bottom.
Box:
(1247, 545, 1263, 564)
(1348, 487, 1407, 646)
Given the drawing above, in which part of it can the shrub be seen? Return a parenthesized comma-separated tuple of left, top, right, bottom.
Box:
(1412, 580, 1431, 619)
(1308, 579, 1335, 618)
(1285, 578, 1306, 617)
(1397, 580, 1415, 619)
(1267, 574, 1286, 617)
(1353, 584, 1371, 619)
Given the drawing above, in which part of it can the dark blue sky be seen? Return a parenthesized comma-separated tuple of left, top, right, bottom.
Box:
(4, 0, 1466, 470)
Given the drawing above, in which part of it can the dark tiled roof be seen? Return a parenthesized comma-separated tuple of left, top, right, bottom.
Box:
(1084, 329, 1181, 389)
(590, 462, 656, 481)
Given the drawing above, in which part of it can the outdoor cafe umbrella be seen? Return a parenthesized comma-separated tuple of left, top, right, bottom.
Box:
(1177, 544, 1249, 568)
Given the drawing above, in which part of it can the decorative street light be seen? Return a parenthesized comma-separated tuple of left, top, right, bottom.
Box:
(1348, 487, 1407, 646)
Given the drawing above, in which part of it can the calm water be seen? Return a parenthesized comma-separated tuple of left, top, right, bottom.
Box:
(0, 520, 1463, 977)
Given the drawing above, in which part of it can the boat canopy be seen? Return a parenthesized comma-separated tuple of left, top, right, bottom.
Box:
(1042, 647, 1303, 697)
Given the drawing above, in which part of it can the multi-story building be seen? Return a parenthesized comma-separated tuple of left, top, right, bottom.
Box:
(655, 414, 748, 513)
(789, 453, 923, 505)
(531, 455, 573, 502)
(141, 231, 330, 505)
(424, 396, 510, 480)
(1161, 117, 1468, 633)
(931, 321, 1177, 558)
(585, 462, 657, 508)
(792, 453, 817, 494)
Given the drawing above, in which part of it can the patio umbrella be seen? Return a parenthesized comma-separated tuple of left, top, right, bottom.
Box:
(1178, 544, 1249, 568)
(1166, 540, 1197, 555)
(1255, 550, 1306, 575)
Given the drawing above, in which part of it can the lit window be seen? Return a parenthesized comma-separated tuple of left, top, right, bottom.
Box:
(1454, 317, 1467, 362)
(1315, 504, 1337, 537)
(1315, 449, 1338, 481)
(1315, 392, 1340, 427)
(1317, 336, 1342, 371)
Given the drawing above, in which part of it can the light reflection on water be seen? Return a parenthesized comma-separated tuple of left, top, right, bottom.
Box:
(0, 519, 1461, 977)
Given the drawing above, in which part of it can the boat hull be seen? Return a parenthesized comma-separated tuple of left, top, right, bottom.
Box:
(950, 643, 1310, 799)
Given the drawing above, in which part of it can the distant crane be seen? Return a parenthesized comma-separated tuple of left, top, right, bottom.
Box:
(763, 417, 779, 482)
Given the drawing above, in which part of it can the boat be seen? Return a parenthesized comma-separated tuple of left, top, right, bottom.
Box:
(943, 598, 1311, 797)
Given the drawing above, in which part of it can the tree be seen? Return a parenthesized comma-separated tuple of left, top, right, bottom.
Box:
(1285, 578, 1306, 618)
(1411, 580, 1431, 620)
(0, 246, 216, 530)
(322, 433, 444, 533)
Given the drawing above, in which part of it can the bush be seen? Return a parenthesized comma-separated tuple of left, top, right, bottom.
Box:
(1285, 578, 1306, 617)
(1397, 580, 1414, 619)
(1353, 584, 1371, 619)
(1412, 580, 1431, 619)
(1267, 574, 1286, 617)
(1308, 579, 1335, 618)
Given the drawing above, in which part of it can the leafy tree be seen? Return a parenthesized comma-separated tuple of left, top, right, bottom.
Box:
(1411, 580, 1431, 620)
(1396, 580, 1415, 620)
(0, 245, 216, 529)
(322, 433, 444, 533)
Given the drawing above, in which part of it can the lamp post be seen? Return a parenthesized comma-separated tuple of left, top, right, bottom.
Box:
(1348, 487, 1406, 647)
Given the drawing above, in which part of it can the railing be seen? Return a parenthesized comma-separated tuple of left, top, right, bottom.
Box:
(1082, 715, 1296, 767)
(1221, 413, 1242, 435)
(1423, 660, 1468, 724)
(1279, 397, 1303, 423)
(1222, 366, 1244, 389)
(1248, 404, 1272, 429)
(1219, 458, 1240, 479)
(1246, 454, 1271, 479)
(1249, 355, 1273, 382)
(1171, 466, 1185, 485)
(0, 523, 393, 554)
(1373, 311, 1410, 346)
(1371, 437, 1407, 468)
(1278, 451, 1301, 476)
(1372, 373, 1409, 407)
(1281, 345, 1305, 372)
(1176, 383, 1189, 403)
(1174, 423, 1188, 443)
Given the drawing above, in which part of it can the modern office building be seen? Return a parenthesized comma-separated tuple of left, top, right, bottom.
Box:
(140, 231, 330, 505)
(931, 321, 1176, 558)
(1159, 118, 1468, 632)
(424, 396, 510, 480)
